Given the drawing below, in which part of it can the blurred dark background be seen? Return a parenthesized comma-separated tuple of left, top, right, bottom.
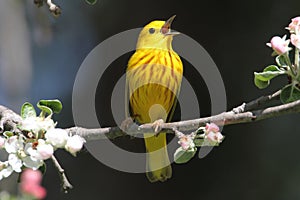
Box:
(1, 0, 300, 199)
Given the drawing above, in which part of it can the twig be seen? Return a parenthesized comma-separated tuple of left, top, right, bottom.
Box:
(0, 105, 22, 134)
(51, 155, 73, 193)
(46, 0, 61, 17)
(232, 89, 281, 113)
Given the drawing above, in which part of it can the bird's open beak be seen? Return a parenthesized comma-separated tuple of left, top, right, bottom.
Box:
(161, 15, 180, 36)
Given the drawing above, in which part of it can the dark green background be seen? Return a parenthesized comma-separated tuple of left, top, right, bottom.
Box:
(1, 0, 300, 199)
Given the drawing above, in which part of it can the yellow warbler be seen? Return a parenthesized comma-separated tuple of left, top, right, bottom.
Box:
(126, 15, 183, 182)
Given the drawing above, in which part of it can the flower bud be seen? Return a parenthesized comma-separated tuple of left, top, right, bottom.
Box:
(45, 128, 68, 148)
(288, 16, 300, 33)
(65, 135, 85, 155)
(20, 169, 46, 199)
(291, 34, 300, 49)
(266, 36, 291, 55)
(204, 123, 224, 145)
(36, 140, 53, 160)
(178, 134, 195, 150)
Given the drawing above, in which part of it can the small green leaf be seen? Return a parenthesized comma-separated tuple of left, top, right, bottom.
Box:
(37, 99, 62, 115)
(194, 138, 221, 147)
(276, 55, 288, 67)
(85, 0, 97, 5)
(194, 139, 204, 147)
(174, 147, 197, 164)
(3, 131, 14, 137)
(254, 76, 269, 89)
(254, 65, 285, 82)
(21, 102, 36, 119)
(280, 84, 300, 103)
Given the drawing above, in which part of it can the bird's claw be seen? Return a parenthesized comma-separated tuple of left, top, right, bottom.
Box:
(152, 119, 164, 135)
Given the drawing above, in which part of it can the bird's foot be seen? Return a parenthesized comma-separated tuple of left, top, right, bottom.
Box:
(152, 119, 164, 135)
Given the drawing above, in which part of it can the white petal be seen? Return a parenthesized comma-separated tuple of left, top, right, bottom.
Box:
(23, 156, 43, 170)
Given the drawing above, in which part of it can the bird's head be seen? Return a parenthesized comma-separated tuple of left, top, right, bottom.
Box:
(136, 15, 179, 51)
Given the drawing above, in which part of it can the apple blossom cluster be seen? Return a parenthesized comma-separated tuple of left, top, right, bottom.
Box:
(255, 16, 300, 103)
(0, 100, 85, 181)
(266, 17, 300, 55)
(174, 123, 224, 164)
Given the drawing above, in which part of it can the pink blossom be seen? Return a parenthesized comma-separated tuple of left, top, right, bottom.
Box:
(205, 123, 219, 133)
(21, 169, 42, 185)
(288, 16, 300, 33)
(20, 169, 46, 199)
(178, 135, 194, 150)
(266, 36, 291, 55)
(291, 34, 300, 49)
(204, 123, 224, 145)
(206, 131, 224, 143)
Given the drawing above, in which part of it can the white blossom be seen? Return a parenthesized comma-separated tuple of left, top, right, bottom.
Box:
(65, 135, 85, 155)
(23, 143, 44, 170)
(8, 154, 22, 173)
(5, 136, 23, 154)
(36, 139, 54, 160)
(45, 128, 68, 148)
(21, 116, 55, 134)
(0, 161, 13, 180)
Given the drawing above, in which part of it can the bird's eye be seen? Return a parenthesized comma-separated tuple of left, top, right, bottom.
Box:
(148, 28, 155, 34)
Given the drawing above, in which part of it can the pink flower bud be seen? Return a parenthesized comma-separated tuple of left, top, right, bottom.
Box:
(178, 135, 194, 150)
(288, 16, 300, 33)
(291, 34, 300, 49)
(21, 169, 42, 185)
(20, 169, 46, 199)
(206, 131, 224, 143)
(266, 36, 291, 55)
(205, 123, 219, 133)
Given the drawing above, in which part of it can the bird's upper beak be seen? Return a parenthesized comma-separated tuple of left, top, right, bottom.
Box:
(161, 15, 180, 36)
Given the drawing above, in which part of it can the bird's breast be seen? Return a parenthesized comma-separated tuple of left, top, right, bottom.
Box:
(126, 49, 183, 123)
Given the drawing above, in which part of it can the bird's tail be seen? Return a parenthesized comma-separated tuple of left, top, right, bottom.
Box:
(144, 132, 172, 182)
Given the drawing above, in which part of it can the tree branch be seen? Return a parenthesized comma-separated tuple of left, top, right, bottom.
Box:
(0, 90, 299, 141)
(51, 155, 73, 192)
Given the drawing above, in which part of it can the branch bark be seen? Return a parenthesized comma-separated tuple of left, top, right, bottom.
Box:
(1, 90, 299, 141)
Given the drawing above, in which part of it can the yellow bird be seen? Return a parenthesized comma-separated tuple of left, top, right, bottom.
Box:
(126, 15, 183, 182)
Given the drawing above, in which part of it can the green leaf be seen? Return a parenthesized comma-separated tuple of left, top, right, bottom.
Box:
(3, 131, 14, 137)
(174, 147, 197, 164)
(194, 139, 205, 147)
(194, 138, 221, 147)
(21, 102, 36, 119)
(254, 65, 285, 82)
(254, 76, 270, 89)
(280, 84, 300, 103)
(85, 0, 97, 5)
(37, 99, 62, 115)
(276, 55, 288, 67)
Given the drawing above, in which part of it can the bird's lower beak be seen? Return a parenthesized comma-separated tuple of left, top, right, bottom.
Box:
(161, 15, 180, 35)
